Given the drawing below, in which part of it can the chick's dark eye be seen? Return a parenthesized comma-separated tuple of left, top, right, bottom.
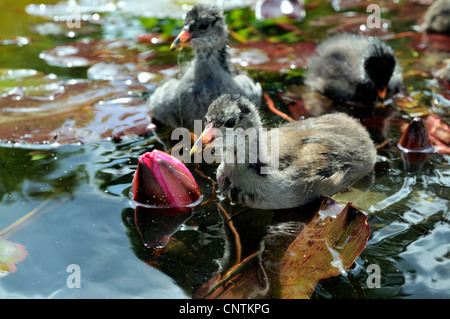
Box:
(199, 21, 209, 30)
(224, 118, 235, 128)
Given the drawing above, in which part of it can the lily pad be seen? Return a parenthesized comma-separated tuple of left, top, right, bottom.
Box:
(39, 39, 147, 68)
(0, 72, 154, 144)
(425, 114, 450, 154)
(0, 69, 64, 99)
(310, 12, 392, 37)
(0, 237, 28, 278)
(231, 40, 316, 72)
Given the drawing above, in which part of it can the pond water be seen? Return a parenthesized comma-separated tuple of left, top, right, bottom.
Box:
(0, 0, 449, 299)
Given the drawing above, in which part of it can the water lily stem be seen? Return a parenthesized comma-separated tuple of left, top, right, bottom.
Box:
(264, 92, 295, 122)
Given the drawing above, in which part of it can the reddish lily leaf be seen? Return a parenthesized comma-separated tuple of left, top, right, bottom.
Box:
(279, 84, 334, 117)
(278, 198, 370, 298)
(25, 1, 114, 21)
(230, 41, 316, 72)
(40, 39, 175, 84)
(136, 33, 167, 45)
(39, 39, 155, 68)
(30, 21, 100, 37)
(408, 33, 450, 52)
(310, 12, 392, 37)
(0, 237, 28, 278)
(425, 114, 450, 154)
(197, 196, 371, 299)
(0, 74, 154, 144)
(327, 0, 403, 11)
(0, 69, 64, 99)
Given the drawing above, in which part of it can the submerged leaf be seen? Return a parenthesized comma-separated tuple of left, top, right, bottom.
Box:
(0, 237, 28, 278)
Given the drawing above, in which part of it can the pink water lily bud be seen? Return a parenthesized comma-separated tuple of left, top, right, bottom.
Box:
(397, 117, 436, 172)
(132, 149, 203, 208)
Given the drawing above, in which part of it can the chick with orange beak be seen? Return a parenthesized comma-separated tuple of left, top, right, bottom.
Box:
(305, 34, 404, 107)
(191, 94, 377, 210)
(169, 25, 192, 51)
(148, 5, 262, 132)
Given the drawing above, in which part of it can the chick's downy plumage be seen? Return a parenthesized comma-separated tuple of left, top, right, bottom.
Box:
(193, 94, 377, 210)
(148, 5, 262, 131)
(422, 0, 450, 35)
(305, 34, 403, 105)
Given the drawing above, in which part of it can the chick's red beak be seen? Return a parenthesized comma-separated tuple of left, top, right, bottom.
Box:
(170, 27, 192, 51)
(378, 87, 387, 100)
(190, 123, 215, 155)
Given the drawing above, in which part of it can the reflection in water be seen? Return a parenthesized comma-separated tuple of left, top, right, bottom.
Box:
(134, 205, 194, 248)
(0, 144, 85, 234)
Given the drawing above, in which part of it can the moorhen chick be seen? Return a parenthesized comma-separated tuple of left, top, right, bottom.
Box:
(148, 5, 262, 131)
(305, 34, 403, 105)
(421, 0, 450, 35)
(191, 94, 377, 210)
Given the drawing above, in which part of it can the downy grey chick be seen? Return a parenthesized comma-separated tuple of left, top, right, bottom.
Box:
(421, 0, 450, 35)
(148, 5, 262, 131)
(191, 94, 377, 210)
(305, 34, 403, 105)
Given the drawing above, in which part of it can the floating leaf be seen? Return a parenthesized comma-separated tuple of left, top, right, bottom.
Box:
(0, 74, 153, 144)
(25, 1, 115, 21)
(30, 21, 100, 37)
(0, 69, 64, 99)
(278, 199, 371, 298)
(39, 39, 147, 68)
(426, 113, 450, 154)
(310, 12, 392, 36)
(197, 196, 371, 299)
(0, 237, 28, 278)
(409, 33, 450, 52)
(230, 41, 316, 72)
